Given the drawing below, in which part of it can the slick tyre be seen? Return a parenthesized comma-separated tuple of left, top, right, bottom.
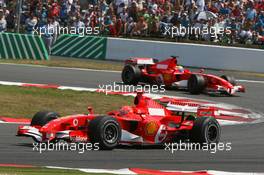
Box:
(190, 117, 221, 145)
(122, 65, 141, 85)
(89, 116, 121, 150)
(31, 111, 59, 126)
(188, 74, 206, 94)
(221, 75, 236, 85)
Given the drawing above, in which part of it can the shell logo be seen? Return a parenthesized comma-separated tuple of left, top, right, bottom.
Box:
(145, 121, 158, 135)
(163, 74, 171, 82)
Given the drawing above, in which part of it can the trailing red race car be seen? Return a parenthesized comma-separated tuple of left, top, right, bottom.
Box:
(121, 56, 245, 95)
(17, 93, 221, 150)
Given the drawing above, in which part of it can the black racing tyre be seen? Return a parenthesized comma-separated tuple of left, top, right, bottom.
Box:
(89, 116, 121, 150)
(187, 74, 206, 94)
(221, 75, 236, 85)
(122, 65, 141, 85)
(31, 111, 59, 126)
(190, 117, 221, 145)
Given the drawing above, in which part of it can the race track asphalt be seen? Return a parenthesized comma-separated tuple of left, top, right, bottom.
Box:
(0, 63, 263, 172)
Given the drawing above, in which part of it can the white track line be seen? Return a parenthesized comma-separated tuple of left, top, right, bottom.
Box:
(237, 79, 264, 84)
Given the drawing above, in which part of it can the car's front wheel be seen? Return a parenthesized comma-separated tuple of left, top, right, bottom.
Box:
(31, 111, 59, 127)
(122, 65, 141, 85)
(187, 74, 206, 94)
(89, 116, 121, 150)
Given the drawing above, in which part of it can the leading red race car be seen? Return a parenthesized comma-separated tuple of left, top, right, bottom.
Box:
(121, 56, 245, 95)
(17, 93, 221, 150)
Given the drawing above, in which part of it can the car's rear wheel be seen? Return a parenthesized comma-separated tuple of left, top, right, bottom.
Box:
(221, 75, 236, 85)
(31, 111, 59, 127)
(89, 116, 121, 150)
(187, 74, 206, 94)
(122, 65, 141, 85)
(190, 117, 221, 145)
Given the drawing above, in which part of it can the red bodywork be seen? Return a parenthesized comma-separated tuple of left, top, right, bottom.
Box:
(124, 57, 245, 95)
(17, 93, 220, 145)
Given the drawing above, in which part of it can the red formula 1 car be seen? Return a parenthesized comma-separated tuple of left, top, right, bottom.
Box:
(17, 93, 221, 150)
(121, 56, 245, 95)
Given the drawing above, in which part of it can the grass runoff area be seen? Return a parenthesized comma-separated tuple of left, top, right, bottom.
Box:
(0, 167, 112, 175)
(0, 56, 264, 78)
(0, 56, 123, 71)
(0, 85, 133, 118)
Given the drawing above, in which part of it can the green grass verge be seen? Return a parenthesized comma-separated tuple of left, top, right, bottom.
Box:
(0, 167, 112, 175)
(0, 85, 133, 118)
(0, 57, 123, 71)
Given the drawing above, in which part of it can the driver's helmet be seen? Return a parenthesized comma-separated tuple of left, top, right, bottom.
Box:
(119, 106, 133, 115)
(176, 65, 184, 73)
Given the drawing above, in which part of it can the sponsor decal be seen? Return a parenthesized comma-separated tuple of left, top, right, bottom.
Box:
(155, 125, 167, 143)
(163, 74, 172, 82)
(73, 119, 78, 126)
(145, 121, 158, 136)
(157, 64, 168, 69)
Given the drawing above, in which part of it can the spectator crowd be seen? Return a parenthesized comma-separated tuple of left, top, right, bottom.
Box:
(0, 0, 264, 46)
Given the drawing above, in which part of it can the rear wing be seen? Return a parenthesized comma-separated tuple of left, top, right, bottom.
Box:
(166, 102, 197, 113)
(161, 97, 219, 115)
(125, 58, 155, 65)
